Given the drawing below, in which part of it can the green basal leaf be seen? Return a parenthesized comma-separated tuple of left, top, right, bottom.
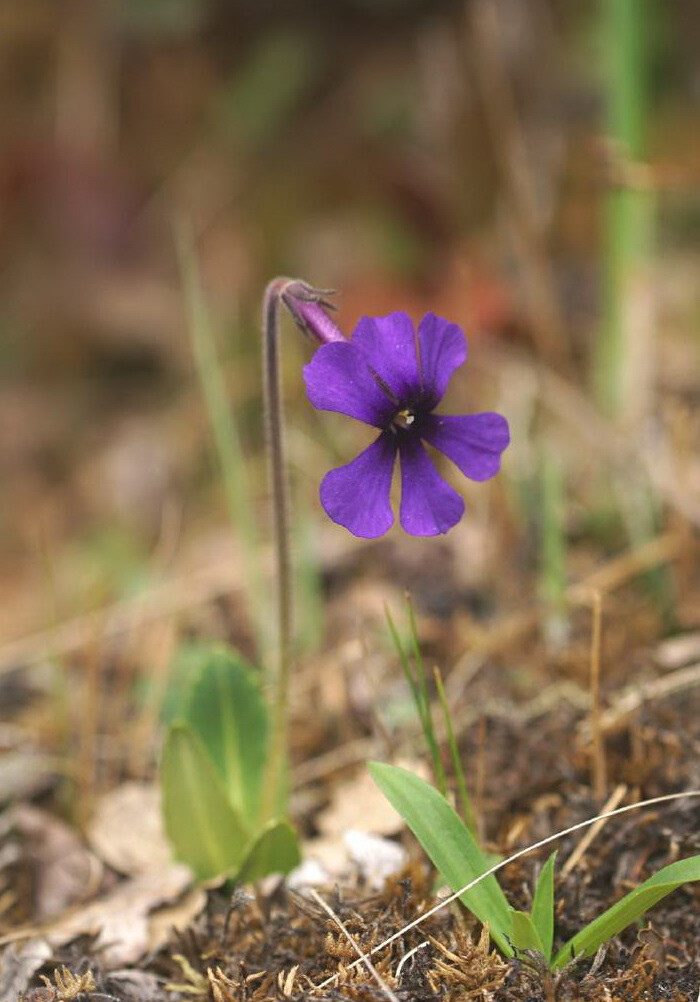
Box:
(159, 640, 208, 725)
(553, 855, 700, 969)
(161, 723, 251, 880)
(236, 819, 301, 884)
(184, 644, 269, 825)
(531, 851, 557, 963)
(511, 909, 546, 955)
(368, 762, 513, 956)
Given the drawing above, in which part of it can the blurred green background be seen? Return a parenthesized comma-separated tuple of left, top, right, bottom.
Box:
(0, 0, 698, 647)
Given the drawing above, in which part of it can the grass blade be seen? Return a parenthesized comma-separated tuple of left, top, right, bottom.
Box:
(384, 606, 446, 797)
(404, 598, 447, 796)
(368, 761, 513, 955)
(531, 851, 556, 963)
(433, 666, 478, 836)
(553, 855, 700, 969)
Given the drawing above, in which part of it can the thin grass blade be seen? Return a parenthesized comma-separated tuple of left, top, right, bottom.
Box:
(384, 606, 446, 797)
(531, 851, 556, 963)
(433, 666, 478, 835)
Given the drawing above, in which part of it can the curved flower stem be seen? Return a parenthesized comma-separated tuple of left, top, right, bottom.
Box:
(260, 277, 294, 820)
(259, 277, 343, 820)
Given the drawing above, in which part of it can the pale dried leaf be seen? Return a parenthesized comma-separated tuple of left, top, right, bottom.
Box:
(316, 760, 428, 838)
(87, 783, 172, 875)
(0, 940, 51, 1002)
(0, 753, 55, 803)
(103, 970, 162, 1002)
(296, 837, 348, 878)
(343, 830, 407, 889)
(45, 863, 192, 966)
(286, 858, 331, 891)
(655, 631, 700, 669)
(9, 806, 102, 921)
(146, 885, 207, 955)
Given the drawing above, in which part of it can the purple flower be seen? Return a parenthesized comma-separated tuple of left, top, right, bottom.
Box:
(303, 310, 510, 538)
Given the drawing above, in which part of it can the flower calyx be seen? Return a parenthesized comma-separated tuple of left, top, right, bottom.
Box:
(279, 279, 345, 346)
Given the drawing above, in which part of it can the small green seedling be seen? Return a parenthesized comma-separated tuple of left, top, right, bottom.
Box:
(161, 644, 299, 882)
(369, 762, 700, 969)
(509, 851, 556, 959)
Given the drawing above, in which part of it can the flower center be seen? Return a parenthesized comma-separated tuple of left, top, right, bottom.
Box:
(392, 408, 416, 431)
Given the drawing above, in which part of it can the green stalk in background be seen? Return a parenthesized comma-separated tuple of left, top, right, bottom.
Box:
(176, 226, 270, 667)
(593, 3, 674, 612)
(594, 0, 655, 423)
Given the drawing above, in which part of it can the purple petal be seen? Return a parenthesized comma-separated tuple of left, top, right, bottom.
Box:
(421, 412, 510, 481)
(303, 342, 396, 428)
(418, 312, 468, 406)
(398, 436, 464, 536)
(351, 312, 421, 401)
(320, 432, 397, 537)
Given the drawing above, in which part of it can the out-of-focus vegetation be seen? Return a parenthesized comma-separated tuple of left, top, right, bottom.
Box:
(2, 6, 700, 990)
(1, 0, 699, 646)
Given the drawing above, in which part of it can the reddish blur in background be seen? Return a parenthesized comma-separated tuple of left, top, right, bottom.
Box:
(0, 0, 698, 645)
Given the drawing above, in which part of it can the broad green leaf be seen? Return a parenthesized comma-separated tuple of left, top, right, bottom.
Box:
(368, 762, 513, 956)
(531, 851, 556, 962)
(511, 909, 545, 955)
(553, 855, 700, 969)
(236, 819, 301, 884)
(161, 723, 251, 880)
(184, 645, 268, 825)
(158, 640, 207, 725)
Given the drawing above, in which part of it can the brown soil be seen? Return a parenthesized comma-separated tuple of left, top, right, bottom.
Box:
(2, 525, 700, 1002)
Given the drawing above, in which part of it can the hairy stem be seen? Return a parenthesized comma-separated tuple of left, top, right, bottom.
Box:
(260, 277, 295, 820)
(259, 277, 343, 819)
